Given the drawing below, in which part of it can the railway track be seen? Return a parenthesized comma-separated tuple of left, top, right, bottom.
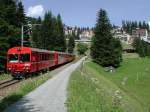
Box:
(0, 79, 20, 90)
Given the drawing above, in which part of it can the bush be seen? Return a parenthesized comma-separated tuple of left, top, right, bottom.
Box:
(133, 38, 150, 57)
(77, 43, 88, 55)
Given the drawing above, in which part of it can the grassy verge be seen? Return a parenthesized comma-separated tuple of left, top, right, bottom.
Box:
(122, 53, 139, 59)
(67, 57, 150, 112)
(0, 74, 11, 81)
(88, 58, 150, 112)
(67, 69, 123, 112)
(0, 73, 51, 111)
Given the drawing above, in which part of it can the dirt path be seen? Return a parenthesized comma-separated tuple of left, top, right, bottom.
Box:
(4, 57, 85, 112)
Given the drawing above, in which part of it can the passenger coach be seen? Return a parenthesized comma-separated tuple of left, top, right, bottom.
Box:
(7, 47, 75, 78)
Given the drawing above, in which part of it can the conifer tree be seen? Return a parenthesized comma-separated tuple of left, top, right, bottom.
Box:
(0, 0, 25, 71)
(91, 9, 122, 67)
(16, 1, 26, 27)
(54, 14, 66, 52)
(67, 34, 75, 53)
(41, 11, 53, 49)
(51, 16, 59, 50)
(32, 17, 42, 48)
(31, 12, 67, 52)
(133, 38, 150, 57)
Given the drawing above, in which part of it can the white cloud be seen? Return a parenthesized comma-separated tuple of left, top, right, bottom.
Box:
(27, 5, 45, 17)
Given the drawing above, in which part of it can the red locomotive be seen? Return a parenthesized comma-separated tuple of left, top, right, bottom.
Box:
(7, 47, 75, 78)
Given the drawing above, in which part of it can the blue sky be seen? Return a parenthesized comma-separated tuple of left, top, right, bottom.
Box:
(22, 0, 150, 27)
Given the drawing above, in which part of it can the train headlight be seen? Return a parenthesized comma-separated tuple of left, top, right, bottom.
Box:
(25, 66, 30, 69)
(23, 67, 30, 73)
(23, 64, 30, 72)
(24, 63, 30, 67)
(24, 66, 30, 69)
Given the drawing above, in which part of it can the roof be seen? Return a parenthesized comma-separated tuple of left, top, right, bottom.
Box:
(8, 47, 74, 55)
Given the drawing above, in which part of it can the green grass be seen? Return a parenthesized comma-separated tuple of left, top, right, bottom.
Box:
(90, 58, 150, 112)
(67, 69, 122, 112)
(0, 73, 51, 111)
(0, 74, 11, 81)
(122, 53, 139, 59)
(67, 57, 150, 112)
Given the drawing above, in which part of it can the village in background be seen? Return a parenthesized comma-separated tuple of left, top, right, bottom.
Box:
(64, 24, 150, 45)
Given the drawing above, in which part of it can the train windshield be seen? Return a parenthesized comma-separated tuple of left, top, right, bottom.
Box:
(20, 54, 30, 62)
(8, 54, 19, 63)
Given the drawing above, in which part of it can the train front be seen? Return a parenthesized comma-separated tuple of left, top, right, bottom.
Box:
(7, 47, 31, 78)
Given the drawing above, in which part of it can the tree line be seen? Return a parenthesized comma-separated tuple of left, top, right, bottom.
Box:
(122, 20, 150, 35)
(31, 12, 75, 53)
(31, 12, 66, 52)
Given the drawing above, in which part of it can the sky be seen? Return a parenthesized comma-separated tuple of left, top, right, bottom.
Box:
(22, 0, 150, 28)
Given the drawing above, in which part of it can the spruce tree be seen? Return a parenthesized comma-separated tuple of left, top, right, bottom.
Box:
(133, 38, 150, 57)
(16, 1, 26, 27)
(41, 11, 53, 49)
(32, 17, 42, 48)
(51, 16, 59, 50)
(31, 12, 67, 52)
(91, 9, 122, 67)
(67, 34, 75, 53)
(55, 14, 66, 52)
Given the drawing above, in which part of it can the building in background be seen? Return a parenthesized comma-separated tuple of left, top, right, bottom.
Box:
(79, 30, 94, 40)
(113, 27, 133, 44)
(64, 25, 94, 40)
(132, 28, 148, 40)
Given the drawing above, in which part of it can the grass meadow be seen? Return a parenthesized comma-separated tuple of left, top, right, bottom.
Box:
(67, 54, 150, 112)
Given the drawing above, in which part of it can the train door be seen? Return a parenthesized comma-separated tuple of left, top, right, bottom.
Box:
(54, 52, 58, 65)
(31, 51, 37, 72)
(35, 52, 39, 71)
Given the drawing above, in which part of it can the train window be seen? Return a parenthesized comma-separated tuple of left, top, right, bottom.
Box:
(40, 54, 42, 61)
(50, 54, 54, 60)
(42, 54, 45, 60)
(31, 52, 36, 62)
(46, 54, 48, 60)
(8, 54, 19, 62)
(20, 54, 30, 62)
(44, 54, 46, 60)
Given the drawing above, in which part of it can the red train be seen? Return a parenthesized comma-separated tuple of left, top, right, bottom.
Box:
(7, 47, 75, 78)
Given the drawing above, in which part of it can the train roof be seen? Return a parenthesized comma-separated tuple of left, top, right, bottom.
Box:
(8, 47, 53, 53)
(8, 47, 74, 55)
